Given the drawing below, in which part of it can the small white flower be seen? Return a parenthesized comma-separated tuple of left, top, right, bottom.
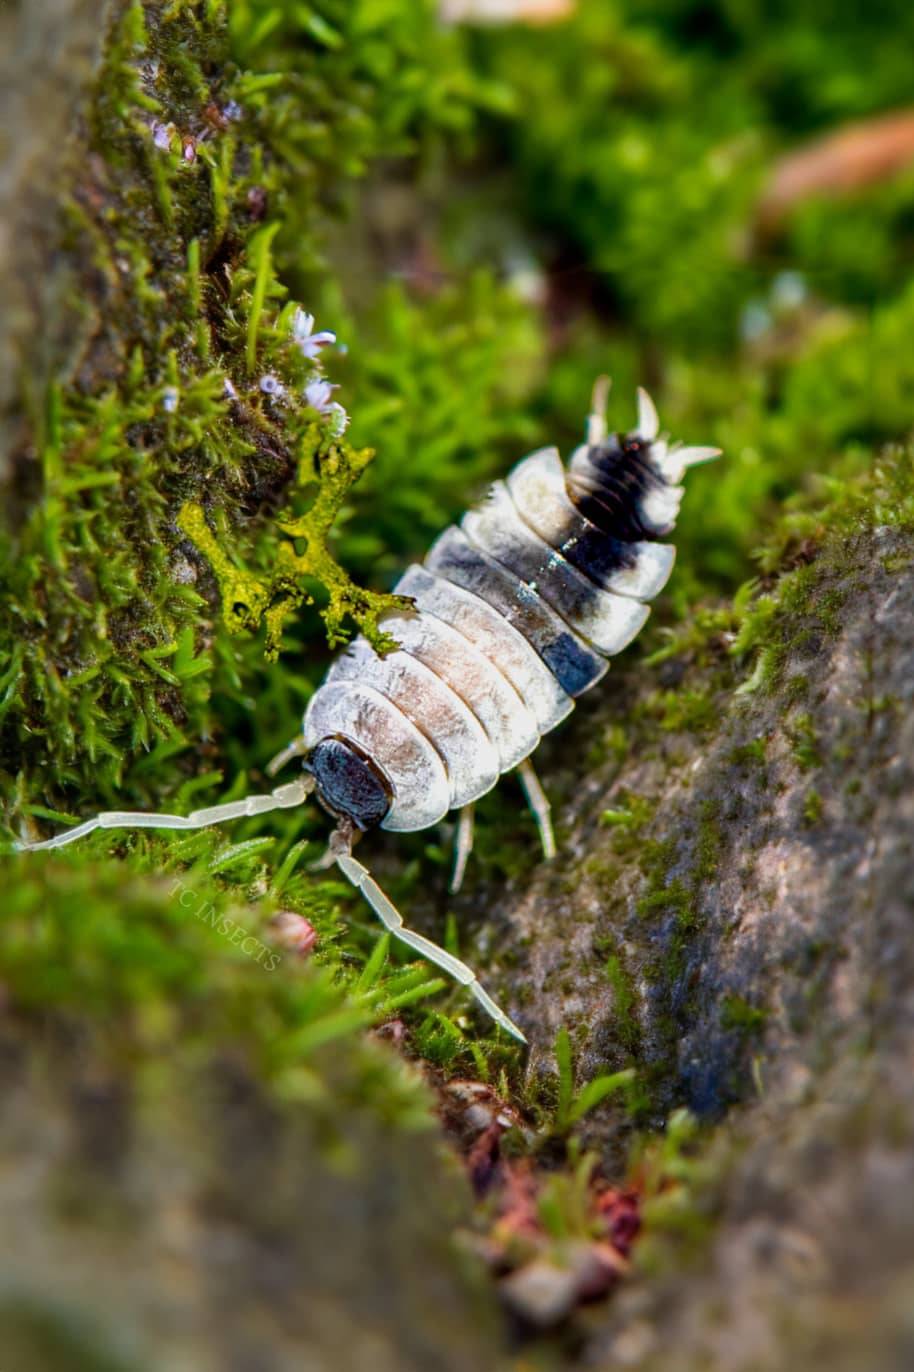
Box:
(305, 379, 348, 433)
(292, 308, 337, 359)
(260, 373, 286, 400)
(163, 386, 179, 413)
(151, 120, 173, 152)
(304, 379, 336, 411)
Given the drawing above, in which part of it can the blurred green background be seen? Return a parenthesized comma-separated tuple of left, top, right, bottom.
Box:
(253, 0, 914, 626)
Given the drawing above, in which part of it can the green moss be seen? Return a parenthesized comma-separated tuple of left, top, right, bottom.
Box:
(637, 867, 691, 924)
(720, 995, 769, 1036)
(786, 712, 821, 771)
(728, 737, 768, 767)
(0, 849, 450, 1126)
(636, 801, 719, 950)
(599, 790, 656, 851)
(605, 953, 641, 1055)
(8, 0, 914, 1330)
(694, 800, 721, 884)
(727, 451, 914, 701)
(641, 686, 720, 734)
(642, 603, 741, 670)
(0, 2, 407, 824)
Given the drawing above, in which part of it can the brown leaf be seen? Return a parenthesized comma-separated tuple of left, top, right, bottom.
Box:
(759, 108, 914, 228)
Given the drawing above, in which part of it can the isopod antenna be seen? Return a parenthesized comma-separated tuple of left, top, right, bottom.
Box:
(587, 373, 612, 445)
(12, 777, 315, 852)
(328, 828, 527, 1044)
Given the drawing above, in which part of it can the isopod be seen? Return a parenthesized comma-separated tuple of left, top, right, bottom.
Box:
(15, 380, 720, 1042)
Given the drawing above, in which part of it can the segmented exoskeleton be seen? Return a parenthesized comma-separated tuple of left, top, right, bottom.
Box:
(15, 382, 719, 1042)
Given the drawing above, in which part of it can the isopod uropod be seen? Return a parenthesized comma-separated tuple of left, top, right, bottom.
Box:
(15, 380, 720, 1043)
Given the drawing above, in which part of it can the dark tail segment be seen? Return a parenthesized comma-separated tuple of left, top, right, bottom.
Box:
(566, 434, 671, 543)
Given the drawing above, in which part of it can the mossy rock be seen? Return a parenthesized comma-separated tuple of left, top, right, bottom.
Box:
(0, 862, 502, 1371)
(474, 482, 914, 1366)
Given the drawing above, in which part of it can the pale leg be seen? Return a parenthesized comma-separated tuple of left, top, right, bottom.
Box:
(335, 841, 526, 1044)
(449, 804, 475, 894)
(13, 778, 313, 852)
(518, 758, 556, 862)
(307, 841, 339, 873)
(265, 735, 309, 777)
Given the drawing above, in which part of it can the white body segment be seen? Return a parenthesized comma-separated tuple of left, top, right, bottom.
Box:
(326, 639, 500, 808)
(424, 525, 609, 696)
(462, 481, 650, 654)
(373, 608, 539, 775)
(394, 565, 574, 734)
(508, 448, 677, 600)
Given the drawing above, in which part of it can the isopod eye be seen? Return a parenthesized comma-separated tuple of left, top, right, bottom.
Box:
(621, 433, 646, 455)
(305, 736, 392, 831)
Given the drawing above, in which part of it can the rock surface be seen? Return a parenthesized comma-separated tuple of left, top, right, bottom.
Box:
(475, 522, 914, 1369)
(0, 1019, 500, 1372)
(0, 0, 110, 484)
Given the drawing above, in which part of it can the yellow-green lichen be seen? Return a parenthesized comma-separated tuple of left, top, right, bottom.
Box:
(178, 438, 414, 659)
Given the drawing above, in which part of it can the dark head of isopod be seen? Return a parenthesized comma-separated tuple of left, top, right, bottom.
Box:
(305, 736, 393, 830)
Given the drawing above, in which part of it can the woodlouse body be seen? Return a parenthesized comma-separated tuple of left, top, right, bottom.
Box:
(15, 384, 719, 1042)
(303, 388, 716, 837)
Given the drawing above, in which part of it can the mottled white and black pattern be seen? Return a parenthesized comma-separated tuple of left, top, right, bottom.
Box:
(302, 388, 718, 835)
(16, 385, 720, 1042)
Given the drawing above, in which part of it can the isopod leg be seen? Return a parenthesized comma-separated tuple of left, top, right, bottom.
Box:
(334, 843, 526, 1044)
(518, 758, 556, 862)
(307, 839, 339, 872)
(449, 804, 475, 895)
(265, 735, 309, 778)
